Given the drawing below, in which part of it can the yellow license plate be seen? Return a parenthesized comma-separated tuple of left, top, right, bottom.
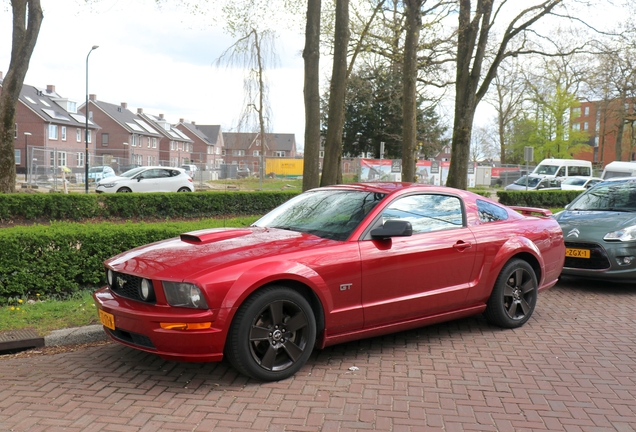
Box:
(99, 309, 115, 330)
(566, 248, 590, 259)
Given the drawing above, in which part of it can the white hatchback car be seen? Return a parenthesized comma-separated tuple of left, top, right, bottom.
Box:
(560, 176, 603, 191)
(96, 166, 194, 193)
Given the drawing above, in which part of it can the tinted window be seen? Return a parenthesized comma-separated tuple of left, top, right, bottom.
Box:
(477, 200, 509, 222)
(381, 194, 463, 234)
(568, 166, 591, 176)
(569, 180, 636, 211)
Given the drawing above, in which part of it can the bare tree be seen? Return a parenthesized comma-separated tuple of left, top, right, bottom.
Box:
(0, 0, 43, 193)
(302, 0, 322, 191)
(321, 0, 350, 186)
(216, 29, 278, 186)
(447, 0, 570, 190)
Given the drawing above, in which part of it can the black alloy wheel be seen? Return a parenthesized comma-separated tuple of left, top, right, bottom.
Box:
(484, 259, 538, 328)
(225, 286, 316, 381)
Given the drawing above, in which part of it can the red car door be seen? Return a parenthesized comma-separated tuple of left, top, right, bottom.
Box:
(358, 193, 478, 328)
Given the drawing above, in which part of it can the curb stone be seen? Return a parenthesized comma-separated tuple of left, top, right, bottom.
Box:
(44, 324, 107, 347)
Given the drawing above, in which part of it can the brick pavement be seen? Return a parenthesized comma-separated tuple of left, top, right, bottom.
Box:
(1, 278, 635, 431)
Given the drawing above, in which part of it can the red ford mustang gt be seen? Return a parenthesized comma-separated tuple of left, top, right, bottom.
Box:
(94, 183, 565, 381)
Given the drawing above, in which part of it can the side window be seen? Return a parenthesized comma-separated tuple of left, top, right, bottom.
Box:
(556, 167, 566, 177)
(477, 200, 509, 223)
(381, 194, 463, 234)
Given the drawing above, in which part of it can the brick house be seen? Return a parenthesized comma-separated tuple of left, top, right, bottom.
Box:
(78, 96, 163, 172)
(571, 99, 636, 167)
(222, 132, 298, 175)
(176, 121, 225, 175)
(136, 109, 193, 167)
(1, 72, 98, 179)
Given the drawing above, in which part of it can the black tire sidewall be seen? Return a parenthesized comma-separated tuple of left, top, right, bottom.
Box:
(484, 259, 538, 329)
(225, 286, 316, 381)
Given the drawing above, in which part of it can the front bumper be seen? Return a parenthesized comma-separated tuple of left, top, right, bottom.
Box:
(562, 240, 636, 282)
(93, 287, 229, 362)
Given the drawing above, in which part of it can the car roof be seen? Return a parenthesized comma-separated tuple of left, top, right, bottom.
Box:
(313, 182, 478, 197)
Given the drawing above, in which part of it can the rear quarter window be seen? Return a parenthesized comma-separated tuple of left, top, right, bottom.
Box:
(477, 199, 509, 223)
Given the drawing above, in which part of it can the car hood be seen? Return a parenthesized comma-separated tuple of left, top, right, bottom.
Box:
(97, 175, 129, 184)
(555, 210, 636, 241)
(105, 227, 339, 280)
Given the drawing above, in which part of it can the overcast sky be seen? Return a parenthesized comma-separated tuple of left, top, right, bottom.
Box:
(0, 0, 307, 148)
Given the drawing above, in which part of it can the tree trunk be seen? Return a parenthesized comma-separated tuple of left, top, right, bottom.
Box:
(615, 92, 627, 161)
(0, 0, 43, 193)
(320, 0, 349, 187)
(401, 0, 422, 183)
(302, 0, 321, 191)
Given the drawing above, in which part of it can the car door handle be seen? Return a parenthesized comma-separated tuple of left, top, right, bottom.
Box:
(453, 241, 472, 251)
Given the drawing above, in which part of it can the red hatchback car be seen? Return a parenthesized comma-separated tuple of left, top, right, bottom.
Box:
(94, 183, 565, 381)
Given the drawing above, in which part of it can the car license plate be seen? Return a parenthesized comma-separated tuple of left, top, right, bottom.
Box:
(565, 248, 590, 259)
(98, 309, 115, 330)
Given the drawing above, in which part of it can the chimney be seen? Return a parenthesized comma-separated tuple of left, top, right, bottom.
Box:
(179, 118, 184, 123)
(89, 94, 97, 101)
(46, 85, 55, 93)
(137, 108, 143, 114)
(159, 113, 164, 119)
(121, 102, 127, 109)
(0, 71, 3, 79)
(192, 121, 196, 125)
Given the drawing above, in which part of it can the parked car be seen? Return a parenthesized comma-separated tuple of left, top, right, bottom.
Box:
(88, 166, 116, 183)
(94, 182, 564, 381)
(95, 166, 193, 193)
(237, 167, 251, 179)
(504, 175, 560, 191)
(180, 164, 198, 177)
(554, 177, 636, 282)
(560, 176, 603, 191)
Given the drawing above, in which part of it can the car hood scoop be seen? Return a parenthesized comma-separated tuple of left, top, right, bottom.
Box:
(180, 228, 253, 244)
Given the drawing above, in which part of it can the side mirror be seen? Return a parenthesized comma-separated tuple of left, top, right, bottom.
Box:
(370, 220, 413, 239)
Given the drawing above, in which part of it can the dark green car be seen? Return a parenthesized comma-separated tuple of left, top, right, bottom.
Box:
(554, 178, 636, 282)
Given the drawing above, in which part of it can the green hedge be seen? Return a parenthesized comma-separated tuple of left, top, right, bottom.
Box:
(497, 190, 583, 207)
(0, 191, 299, 222)
(0, 217, 258, 304)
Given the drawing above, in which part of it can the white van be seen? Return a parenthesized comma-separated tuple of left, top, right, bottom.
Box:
(601, 161, 636, 179)
(531, 158, 592, 180)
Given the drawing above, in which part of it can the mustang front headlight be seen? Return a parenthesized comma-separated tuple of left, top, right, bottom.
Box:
(162, 282, 209, 309)
(604, 224, 636, 242)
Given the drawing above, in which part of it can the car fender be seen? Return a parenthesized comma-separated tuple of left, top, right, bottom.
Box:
(475, 235, 545, 302)
(213, 260, 334, 329)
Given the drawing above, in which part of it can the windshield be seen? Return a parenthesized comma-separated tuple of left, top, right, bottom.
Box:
(533, 164, 559, 175)
(120, 167, 145, 178)
(253, 189, 386, 241)
(569, 180, 636, 211)
(513, 176, 542, 187)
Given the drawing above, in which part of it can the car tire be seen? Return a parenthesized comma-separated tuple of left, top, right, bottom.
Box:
(177, 187, 191, 192)
(225, 286, 316, 381)
(116, 187, 132, 193)
(484, 259, 537, 329)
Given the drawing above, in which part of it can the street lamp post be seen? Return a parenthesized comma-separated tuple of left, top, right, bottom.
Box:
(24, 132, 32, 182)
(85, 45, 99, 194)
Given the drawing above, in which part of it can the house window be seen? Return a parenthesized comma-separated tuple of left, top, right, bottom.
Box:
(584, 106, 589, 116)
(102, 133, 109, 147)
(77, 152, 84, 167)
(49, 124, 58, 140)
(14, 123, 17, 139)
(583, 122, 589, 131)
(147, 137, 151, 148)
(61, 126, 67, 141)
(232, 150, 245, 156)
(319, 151, 324, 158)
(152, 138, 157, 148)
(572, 123, 580, 131)
(222, 149, 226, 156)
(274, 151, 285, 157)
(58, 151, 67, 167)
(87, 129, 92, 143)
(15, 149, 21, 164)
(77, 128, 81, 142)
(253, 150, 260, 157)
(170, 141, 175, 150)
(572, 107, 581, 118)
(131, 135, 137, 147)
